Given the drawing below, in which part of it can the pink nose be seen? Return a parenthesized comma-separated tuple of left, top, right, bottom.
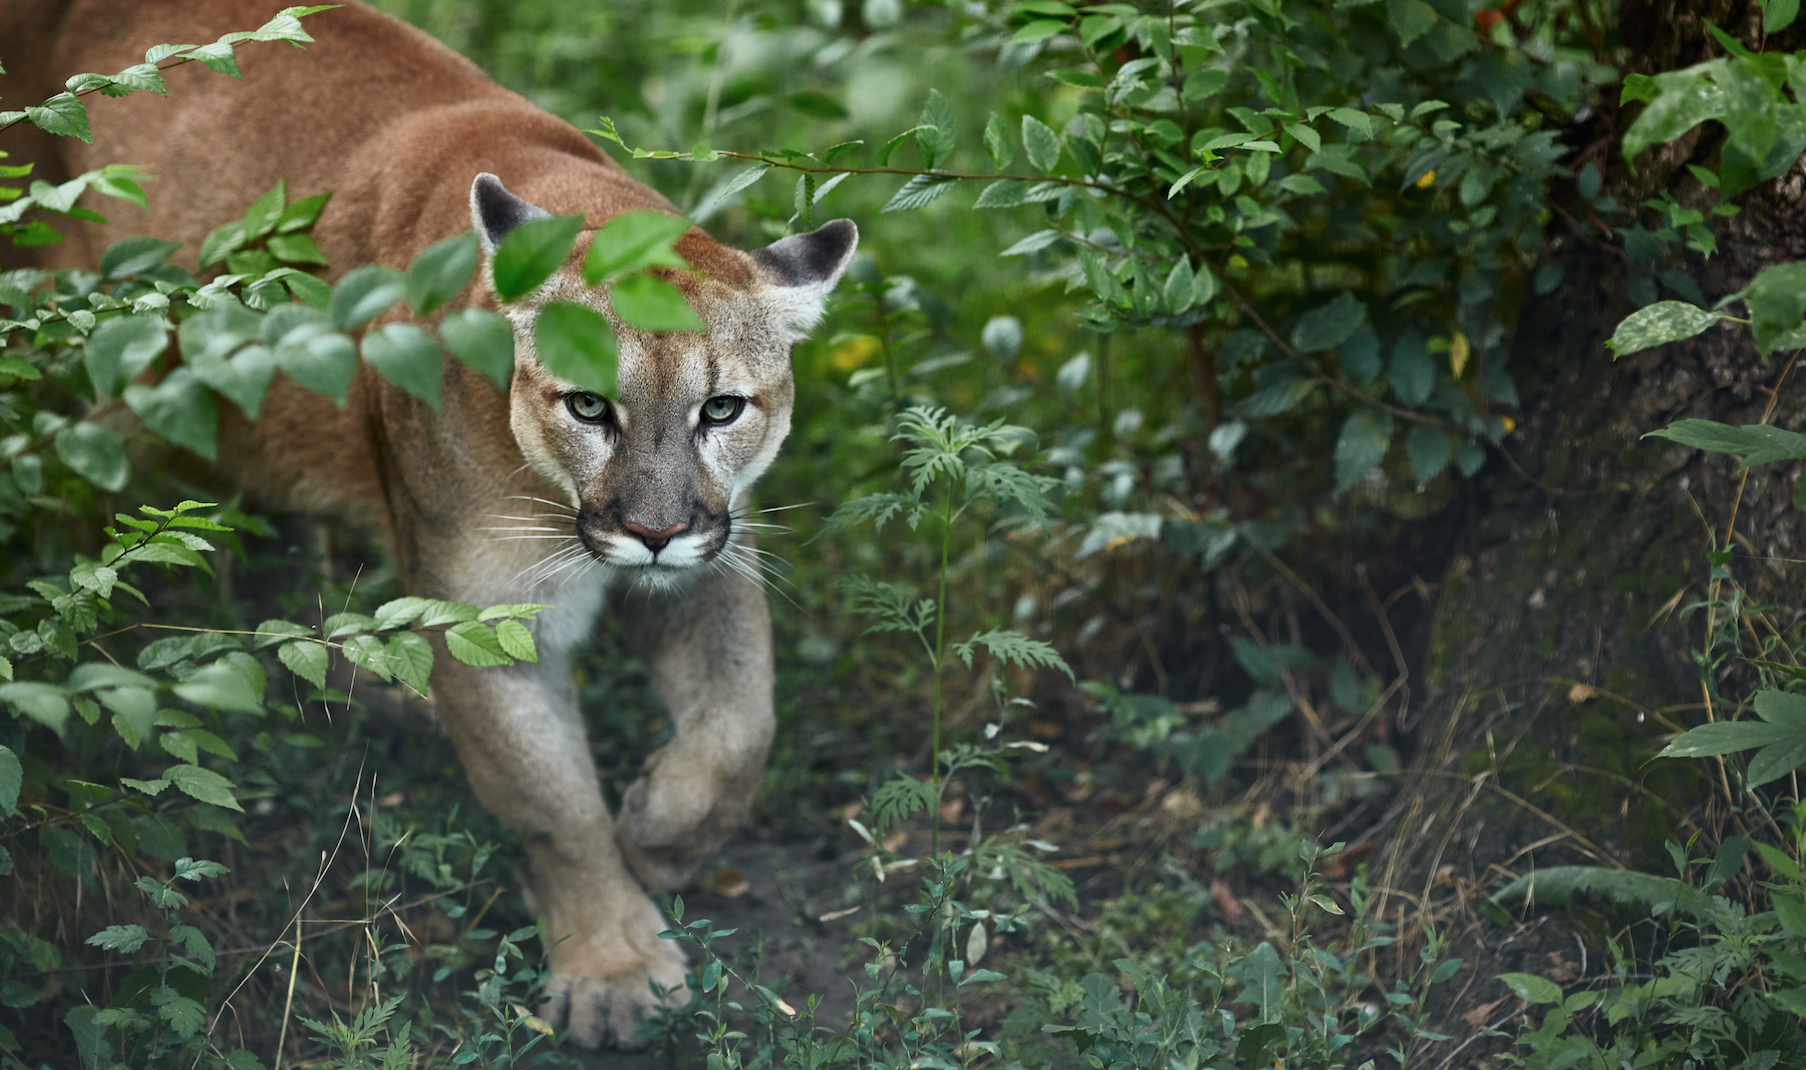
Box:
(622, 520, 688, 550)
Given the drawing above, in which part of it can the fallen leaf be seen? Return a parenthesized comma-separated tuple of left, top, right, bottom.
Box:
(1462, 996, 1508, 1027)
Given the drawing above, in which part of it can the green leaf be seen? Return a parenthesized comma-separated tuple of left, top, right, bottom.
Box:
(85, 314, 168, 397)
(1606, 301, 1722, 357)
(1334, 410, 1393, 491)
(1236, 942, 1285, 1023)
(125, 369, 219, 461)
(1184, 69, 1230, 102)
(612, 273, 705, 332)
(0, 682, 69, 731)
(100, 236, 182, 280)
(917, 89, 956, 171)
(952, 628, 1072, 679)
(1009, 18, 1067, 43)
(1240, 375, 1316, 417)
(1387, 0, 1438, 46)
(1390, 333, 1435, 406)
(275, 191, 331, 233)
(1777, 894, 1806, 937)
(1622, 73, 1727, 161)
(266, 233, 327, 266)
(274, 327, 357, 408)
(328, 264, 407, 332)
(173, 660, 261, 712)
(583, 211, 691, 286)
(439, 308, 514, 391)
(983, 113, 1013, 171)
(0, 745, 19, 816)
(373, 597, 430, 631)
(533, 301, 617, 395)
(1769, 0, 1802, 31)
(1292, 293, 1367, 352)
(198, 221, 247, 268)
(1644, 420, 1806, 469)
(401, 231, 480, 314)
(241, 182, 286, 239)
(387, 632, 433, 695)
(277, 640, 328, 690)
(492, 213, 585, 302)
(54, 424, 130, 495)
(86, 924, 150, 953)
(445, 622, 511, 667)
(883, 174, 959, 213)
(342, 634, 394, 682)
(25, 92, 90, 142)
(1657, 719, 1797, 758)
(1497, 973, 1563, 1004)
(494, 619, 538, 662)
(1022, 115, 1061, 173)
(163, 764, 243, 812)
(361, 323, 444, 410)
(1406, 425, 1451, 484)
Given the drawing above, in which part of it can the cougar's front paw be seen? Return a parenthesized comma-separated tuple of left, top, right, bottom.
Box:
(616, 759, 759, 891)
(539, 936, 688, 1050)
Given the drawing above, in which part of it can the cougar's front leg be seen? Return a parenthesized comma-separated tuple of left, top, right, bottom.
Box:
(615, 560, 777, 891)
(427, 650, 686, 1049)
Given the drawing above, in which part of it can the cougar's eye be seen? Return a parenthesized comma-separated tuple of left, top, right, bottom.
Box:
(700, 395, 745, 425)
(567, 392, 609, 423)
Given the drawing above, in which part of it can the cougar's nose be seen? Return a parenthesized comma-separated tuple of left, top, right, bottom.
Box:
(622, 520, 689, 551)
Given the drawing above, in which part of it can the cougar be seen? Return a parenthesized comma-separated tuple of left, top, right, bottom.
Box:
(0, 0, 855, 1047)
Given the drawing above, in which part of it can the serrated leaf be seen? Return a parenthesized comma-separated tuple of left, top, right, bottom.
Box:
(952, 628, 1071, 679)
(1406, 425, 1451, 484)
(983, 112, 1013, 171)
(387, 632, 433, 695)
(277, 640, 328, 690)
(85, 924, 150, 953)
(0, 745, 18, 816)
(1334, 410, 1393, 491)
(1292, 292, 1367, 353)
(25, 92, 90, 142)
(162, 764, 243, 812)
(882, 173, 958, 213)
(342, 634, 394, 682)
(418, 600, 480, 627)
(1022, 115, 1061, 173)
(445, 621, 511, 667)
(494, 619, 538, 662)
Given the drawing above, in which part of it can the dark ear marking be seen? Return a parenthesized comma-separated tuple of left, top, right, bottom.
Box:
(750, 219, 858, 289)
(470, 173, 553, 254)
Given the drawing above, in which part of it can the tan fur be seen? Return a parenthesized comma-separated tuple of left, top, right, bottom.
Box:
(0, 0, 855, 1048)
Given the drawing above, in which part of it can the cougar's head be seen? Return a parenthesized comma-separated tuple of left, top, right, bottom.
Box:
(470, 174, 856, 585)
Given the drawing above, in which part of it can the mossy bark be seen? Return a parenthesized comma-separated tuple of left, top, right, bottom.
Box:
(1373, 0, 1806, 1034)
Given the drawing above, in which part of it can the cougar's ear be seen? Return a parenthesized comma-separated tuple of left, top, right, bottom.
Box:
(470, 173, 553, 254)
(750, 218, 859, 334)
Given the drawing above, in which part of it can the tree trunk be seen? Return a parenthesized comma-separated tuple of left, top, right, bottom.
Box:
(1369, 0, 1806, 1035)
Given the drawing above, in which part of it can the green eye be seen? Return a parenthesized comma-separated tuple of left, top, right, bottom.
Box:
(701, 396, 745, 425)
(568, 393, 608, 422)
